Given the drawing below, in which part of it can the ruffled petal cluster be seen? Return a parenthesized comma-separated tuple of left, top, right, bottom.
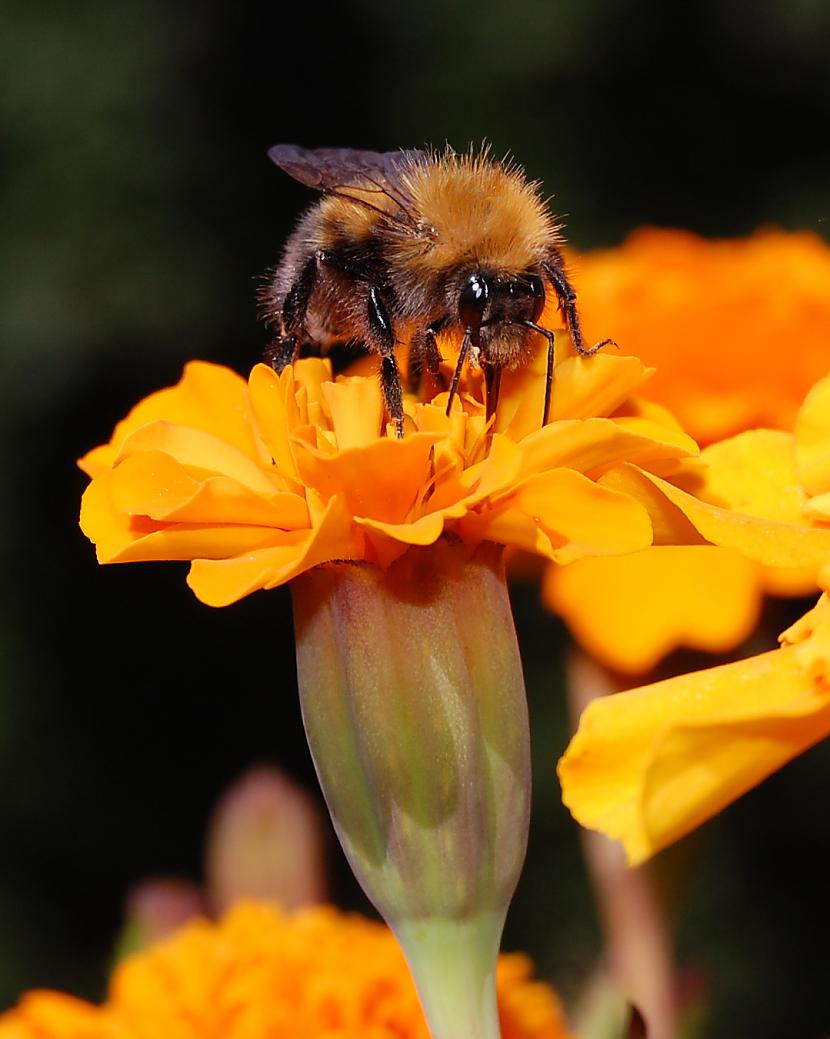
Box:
(80, 351, 709, 606)
(0, 902, 572, 1039)
(544, 229, 830, 673)
(80, 352, 830, 611)
(559, 378, 830, 861)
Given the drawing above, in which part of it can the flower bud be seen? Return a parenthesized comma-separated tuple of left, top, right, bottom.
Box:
(291, 538, 531, 1039)
(205, 765, 327, 914)
(116, 879, 205, 959)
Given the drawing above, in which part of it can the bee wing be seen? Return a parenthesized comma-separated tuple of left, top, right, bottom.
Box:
(268, 144, 425, 191)
(268, 144, 426, 224)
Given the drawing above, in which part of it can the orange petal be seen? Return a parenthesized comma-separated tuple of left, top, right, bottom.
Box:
(357, 436, 520, 539)
(509, 468, 653, 562)
(80, 475, 295, 565)
(108, 452, 309, 529)
(428, 434, 523, 514)
(322, 376, 384, 450)
(544, 547, 765, 674)
(761, 562, 820, 597)
(356, 511, 446, 547)
(805, 492, 830, 522)
(108, 525, 295, 565)
(796, 373, 830, 496)
(292, 433, 440, 524)
(516, 417, 696, 484)
(559, 637, 830, 864)
(545, 354, 655, 421)
(116, 422, 279, 497)
(598, 466, 708, 545)
(464, 469, 653, 562)
(607, 464, 830, 567)
(248, 362, 303, 487)
(187, 496, 362, 606)
(77, 362, 259, 477)
(457, 508, 556, 559)
(80, 473, 136, 562)
(677, 430, 806, 523)
(492, 352, 653, 441)
(6, 991, 103, 1031)
(293, 357, 335, 415)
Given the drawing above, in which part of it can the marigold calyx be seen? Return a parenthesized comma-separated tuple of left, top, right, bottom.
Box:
(292, 539, 530, 1038)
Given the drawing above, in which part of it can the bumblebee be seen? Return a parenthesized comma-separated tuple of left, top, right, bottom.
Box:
(260, 145, 612, 436)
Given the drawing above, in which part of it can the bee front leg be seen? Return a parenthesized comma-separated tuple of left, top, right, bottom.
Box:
(543, 258, 615, 357)
(264, 334, 299, 373)
(366, 285, 405, 438)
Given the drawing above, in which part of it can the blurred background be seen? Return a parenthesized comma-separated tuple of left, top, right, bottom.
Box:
(2, 1, 830, 1036)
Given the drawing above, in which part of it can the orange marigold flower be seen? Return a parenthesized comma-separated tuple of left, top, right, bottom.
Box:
(541, 229, 830, 672)
(78, 352, 702, 606)
(0, 902, 573, 1039)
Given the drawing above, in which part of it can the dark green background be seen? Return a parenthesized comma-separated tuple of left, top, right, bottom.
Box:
(2, 2, 829, 1036)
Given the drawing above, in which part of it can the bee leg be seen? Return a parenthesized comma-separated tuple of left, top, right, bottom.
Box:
(366, 285, 405, 438)
(544, 329, 554, 424)
(424, 322, 445, 376)
(282, 253, 321, 334)
(484, 363, 502, 425)
(543, 260, 616, 356)
(263, 252, 323, 371)
(406, 338, 424, 394)
(264, 333, 298, 373)
(407, 320, 446, 394)
(445, 330, 472, 417)
(520, 320, 555, 425)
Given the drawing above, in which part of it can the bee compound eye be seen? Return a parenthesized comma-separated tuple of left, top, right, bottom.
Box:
(459, 275, 489, 329)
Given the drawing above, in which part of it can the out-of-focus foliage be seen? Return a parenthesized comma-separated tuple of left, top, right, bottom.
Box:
(1, 2, 829, 1037)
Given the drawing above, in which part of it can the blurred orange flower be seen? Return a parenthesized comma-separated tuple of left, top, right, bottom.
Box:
(0, 902, 573, 1039)
(574, 227, 830, 445)
(543, 229, 830, 672)
(559, 566, 830, 866)
(559, 374, 830, 862)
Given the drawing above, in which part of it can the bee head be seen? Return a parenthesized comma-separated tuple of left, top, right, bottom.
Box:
(458, 271, 545, 332)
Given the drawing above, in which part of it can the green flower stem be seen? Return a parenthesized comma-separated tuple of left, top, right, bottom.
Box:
(291, 538, 531, 1039)
(395, 913, 504, 1039)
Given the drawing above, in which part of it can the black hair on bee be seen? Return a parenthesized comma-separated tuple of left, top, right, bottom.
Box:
(259, 144, 613, 437)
